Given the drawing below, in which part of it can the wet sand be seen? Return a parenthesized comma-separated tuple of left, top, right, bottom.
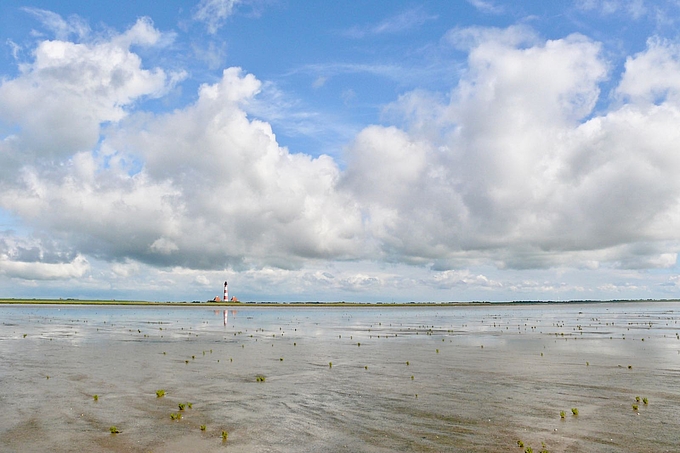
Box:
(1, 303, 679, 452)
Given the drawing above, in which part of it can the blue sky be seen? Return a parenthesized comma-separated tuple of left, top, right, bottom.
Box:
(2, 0, 680, 302)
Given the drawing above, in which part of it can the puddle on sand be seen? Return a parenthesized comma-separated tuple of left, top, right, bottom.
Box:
(1, 303, 679, 452)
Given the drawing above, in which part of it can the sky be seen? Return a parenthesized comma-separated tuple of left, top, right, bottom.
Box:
(2, 0, 680, 302)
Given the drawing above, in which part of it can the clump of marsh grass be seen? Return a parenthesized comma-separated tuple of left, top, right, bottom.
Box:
(256, 374, 266, 382)
(560, 410, 565, 419)
(156, 389, 165, 398)
(571, 408, 579, 416)
(643, 397, 648, 404)
(93, 394, 99, 401)
(170, 412, 181, 420)
(632, 404, 639, 411)
(109, 426, 120, 434)
(221, 430, 228, 441)
(200, 424, 206, 431)
(178, 403, 186, 411)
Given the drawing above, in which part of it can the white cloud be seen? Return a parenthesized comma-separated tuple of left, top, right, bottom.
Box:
(7, 40, 22, 60)
(194, 275, 211, 286)
(1, 65, 365, 272)
(338, 26, 680, 275)
(616, 37, 680, 105)
(295, 62, 414, 84)
(344, 8, 438, 38)
(192, 40, 227, 70)
(575, 0, 647, 19)
(312, 76, 327, 89)
(597, 282, 645, 292)
(341, 30, 611, 267)
(507, 279, 584, 295)
(0, 254, 89, 280)
(110, 260, 140, 278)
(150, 238, 180, 255)
(112, 16, 163, 48)
(341, 88, 356, 105)
(23, 8, 90, 40)
(0, 17, 181, 167)
(194, 0, 241, 34)
(445, 24, 538, 51)
(431, 269, 502, 288)
(466, 0, 504, 15)
(3, 17, 680, 300)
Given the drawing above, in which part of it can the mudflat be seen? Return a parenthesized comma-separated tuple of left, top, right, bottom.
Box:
(1, 303, 678, 452)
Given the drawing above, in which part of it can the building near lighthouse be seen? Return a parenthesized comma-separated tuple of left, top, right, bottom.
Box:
(208, 281, 239, 302)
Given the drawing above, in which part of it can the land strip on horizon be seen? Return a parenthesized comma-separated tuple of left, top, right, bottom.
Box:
(1, 298, 678, 307)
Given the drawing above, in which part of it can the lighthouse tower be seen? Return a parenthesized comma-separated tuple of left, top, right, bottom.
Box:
(224, 281, 228, 302)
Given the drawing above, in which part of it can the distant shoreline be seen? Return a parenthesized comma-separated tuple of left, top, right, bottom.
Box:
(1, 298, 678, 307)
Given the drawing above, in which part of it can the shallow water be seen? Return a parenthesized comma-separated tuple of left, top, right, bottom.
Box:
(1, 302, 679, 452)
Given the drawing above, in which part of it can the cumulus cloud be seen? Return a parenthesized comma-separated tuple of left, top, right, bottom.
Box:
(0, 235, 89, 280)
(0, 16, 181, 172)
(616, 37, 680, 104)
(1, 63, 365, 273)
(110, 260, 140, 278)
(2, 15, 680, 298)
(0, 255, 89, 280)
(343, 27, 680, 272)
(194, 275, 211, 286)
(113, 16, 164, 48)
(431, 269, 502, 288)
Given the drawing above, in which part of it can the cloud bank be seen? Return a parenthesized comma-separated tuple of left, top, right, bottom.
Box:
(2, 13, 680, 299)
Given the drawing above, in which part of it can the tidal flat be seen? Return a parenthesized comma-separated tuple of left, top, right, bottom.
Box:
(1, 302, 679, 452)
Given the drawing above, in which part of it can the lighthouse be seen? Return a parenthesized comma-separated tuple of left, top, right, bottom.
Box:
(224, 281, 228, 302)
